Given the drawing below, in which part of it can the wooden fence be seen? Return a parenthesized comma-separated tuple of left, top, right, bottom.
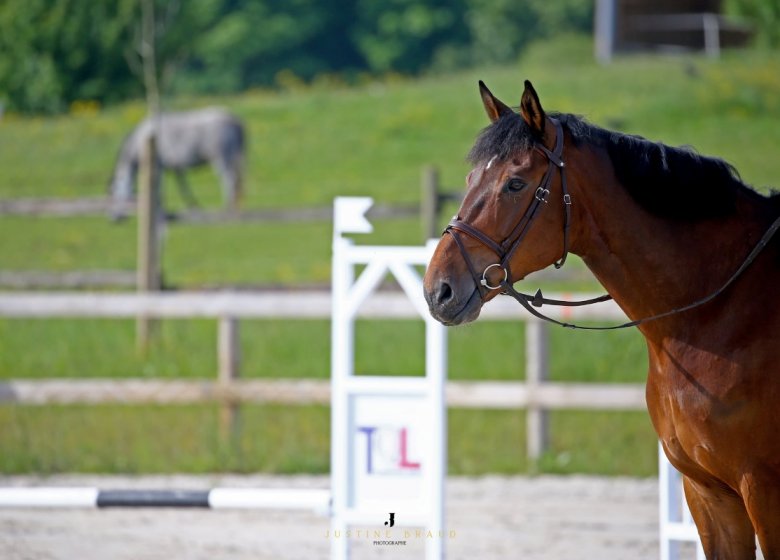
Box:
(1, 162, 455, 291)
(0, 290, 645, 464)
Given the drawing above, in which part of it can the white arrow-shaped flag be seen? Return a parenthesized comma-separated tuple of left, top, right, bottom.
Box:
(333, 197, 374, 235)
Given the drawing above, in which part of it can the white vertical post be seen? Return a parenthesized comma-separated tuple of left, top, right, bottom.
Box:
(703, 13, 720, 59)
(659, 443, 677, 560)
(330, 240, 351, 560)
(526, 320, 549, 469)
(659, 443, 705, 560)
(331, 211, 355, 560)
(425, 312, 447, 560)
(595, 0, 617, 63)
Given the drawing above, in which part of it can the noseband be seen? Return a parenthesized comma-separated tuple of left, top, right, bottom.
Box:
(441, 117, 780, 330)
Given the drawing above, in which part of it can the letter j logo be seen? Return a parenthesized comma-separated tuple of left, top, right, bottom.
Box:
(385, 513, 395, 527)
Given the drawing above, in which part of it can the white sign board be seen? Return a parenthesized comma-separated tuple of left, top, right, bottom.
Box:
(351, 395, 429, 512)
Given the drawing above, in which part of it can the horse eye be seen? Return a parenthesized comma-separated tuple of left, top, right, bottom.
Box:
(504, 178, 527, 193)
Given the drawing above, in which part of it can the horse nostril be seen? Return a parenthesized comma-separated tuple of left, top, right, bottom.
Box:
(437, 282, 453, 305)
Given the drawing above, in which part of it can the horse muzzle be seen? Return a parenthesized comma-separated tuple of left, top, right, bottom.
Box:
(423, 272, 483, 326)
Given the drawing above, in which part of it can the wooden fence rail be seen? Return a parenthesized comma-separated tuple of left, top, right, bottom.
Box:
(0, 197, 418, 223)
(0, 290, 643, 463)
(0, 378, 645, 409)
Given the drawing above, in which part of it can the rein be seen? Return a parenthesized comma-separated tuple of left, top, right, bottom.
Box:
(444, 118, 780, 330)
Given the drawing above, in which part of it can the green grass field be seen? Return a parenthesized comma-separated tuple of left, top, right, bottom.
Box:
(1, 35, 778, 476)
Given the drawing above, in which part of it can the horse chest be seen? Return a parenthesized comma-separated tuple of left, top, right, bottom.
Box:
(646, 339, 778, 477)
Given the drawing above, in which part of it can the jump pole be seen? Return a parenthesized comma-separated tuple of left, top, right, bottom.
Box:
(0, 487, 330, 511)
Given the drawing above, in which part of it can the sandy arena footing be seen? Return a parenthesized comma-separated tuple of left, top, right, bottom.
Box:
(0, 474, 678, 560)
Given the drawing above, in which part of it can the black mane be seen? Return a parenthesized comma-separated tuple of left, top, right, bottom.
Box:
(467, 111, 773, 220)
(468, 111, 536, 165)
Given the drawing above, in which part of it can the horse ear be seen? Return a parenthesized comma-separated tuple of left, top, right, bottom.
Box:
(479, 80, 513, 123)
(520, 80, 545, 135)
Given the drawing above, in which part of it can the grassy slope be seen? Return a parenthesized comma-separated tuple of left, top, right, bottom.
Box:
(1, 36, 778, 475)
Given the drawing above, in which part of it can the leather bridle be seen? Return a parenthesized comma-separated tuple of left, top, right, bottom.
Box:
(446, 118, 571, 287)
(442, 117, 780, 330)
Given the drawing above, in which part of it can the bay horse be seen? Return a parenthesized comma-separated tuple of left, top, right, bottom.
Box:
(423, 79, 780, 559)
(109, 108, 245, 218)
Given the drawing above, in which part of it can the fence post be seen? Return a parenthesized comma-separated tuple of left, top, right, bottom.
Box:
(136, 133, 162, 353)
(421, 165, 440, 241)
(703, 13, 720, 59)
(526, 319, 550, 471)
(218, 316, 241, 442)
(594, 0, 616, 64)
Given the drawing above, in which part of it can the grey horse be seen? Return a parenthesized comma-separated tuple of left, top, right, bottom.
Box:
(109, 108, 245, 217)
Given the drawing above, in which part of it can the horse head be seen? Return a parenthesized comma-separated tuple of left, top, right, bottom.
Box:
(423, 80, 574, 325)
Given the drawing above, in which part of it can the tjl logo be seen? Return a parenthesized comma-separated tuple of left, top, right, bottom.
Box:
(384, 513, 395, 527)
(357, 426, 421, 474)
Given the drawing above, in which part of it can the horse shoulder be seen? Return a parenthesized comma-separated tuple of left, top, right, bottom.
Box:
(647, 330, 780, 479)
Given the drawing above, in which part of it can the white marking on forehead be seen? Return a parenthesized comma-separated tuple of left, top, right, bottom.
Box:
(486, 155, 498, 170)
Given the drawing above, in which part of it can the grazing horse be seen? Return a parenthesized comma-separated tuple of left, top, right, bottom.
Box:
(423, 80, 780, 559)
(109, 107, 245, 217)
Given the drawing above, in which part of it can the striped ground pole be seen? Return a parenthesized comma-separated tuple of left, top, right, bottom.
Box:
(0, 488, 330, 511)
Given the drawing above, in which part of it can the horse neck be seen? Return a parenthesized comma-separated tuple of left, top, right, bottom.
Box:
(109, 134, 140, 199)
(568, 143, 770, 341)
(118, 132, 141, 171)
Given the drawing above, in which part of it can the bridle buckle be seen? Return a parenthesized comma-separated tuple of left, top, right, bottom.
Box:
(535, 187, 550, 203)
(480, 263, 508, 290)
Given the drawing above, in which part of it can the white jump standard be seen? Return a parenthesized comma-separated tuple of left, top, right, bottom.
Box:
(330, 197, 447, 560)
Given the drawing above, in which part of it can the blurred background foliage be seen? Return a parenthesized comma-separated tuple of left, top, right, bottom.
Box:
(3, 0, 777, 114)
(726, 0, 780, 46)
(0, 0, 595, 113)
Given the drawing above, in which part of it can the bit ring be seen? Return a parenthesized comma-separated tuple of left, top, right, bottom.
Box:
(480, 263, 507, 290)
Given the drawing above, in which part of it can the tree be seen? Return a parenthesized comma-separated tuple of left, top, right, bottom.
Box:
(0, 0, 139, 113)
(726, 0, 780, 47)
(0, 0, 597, 114)
(172, 0, 358, 93)
(351, 0, 465, 74)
